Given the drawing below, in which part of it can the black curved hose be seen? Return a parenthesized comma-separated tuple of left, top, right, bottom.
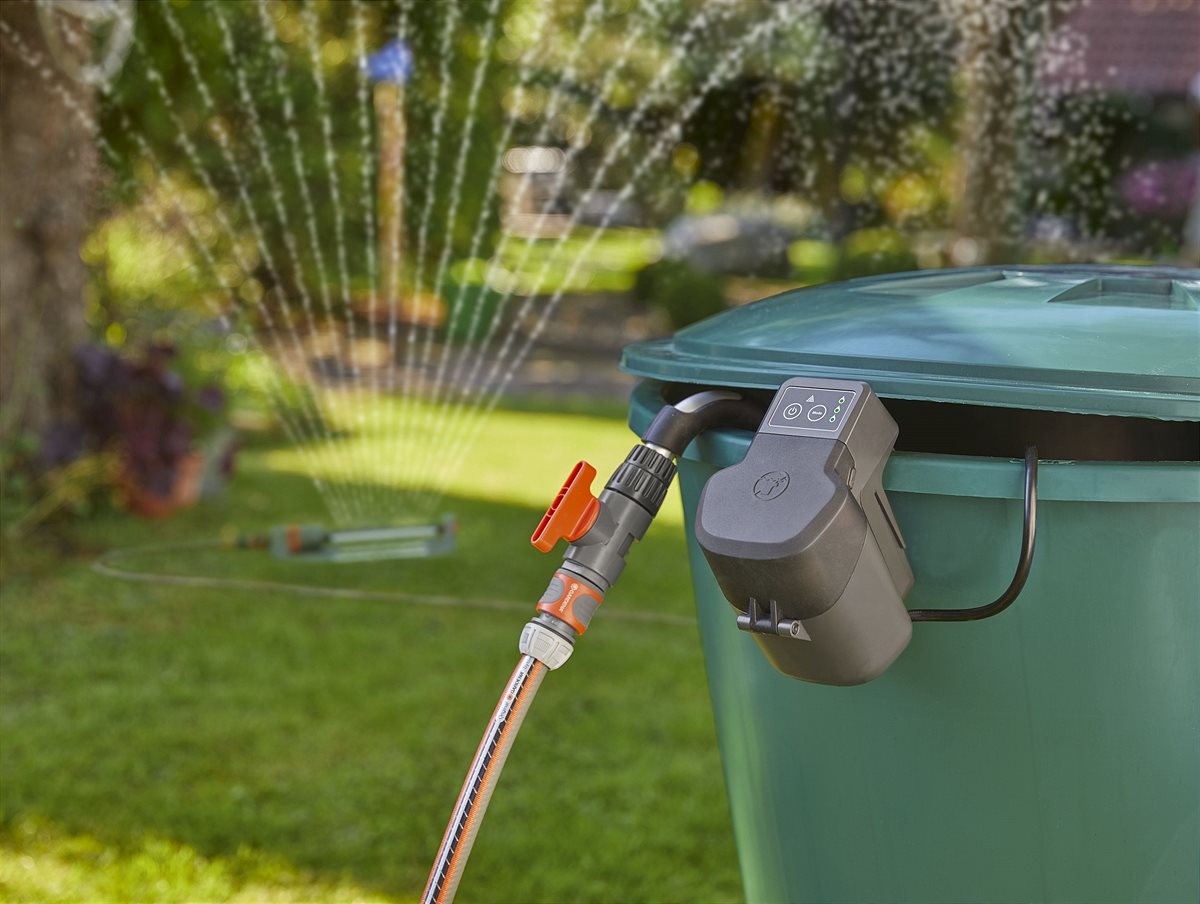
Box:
(641, 390, 764, 456)
(908, 446, 1038, 622)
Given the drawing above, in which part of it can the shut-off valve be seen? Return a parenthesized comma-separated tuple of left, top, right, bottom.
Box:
(521, 390, 762, 668)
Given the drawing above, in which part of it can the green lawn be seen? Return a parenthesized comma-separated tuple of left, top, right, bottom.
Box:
(491, 227, 663, 294)
(0, 399, 742, 903)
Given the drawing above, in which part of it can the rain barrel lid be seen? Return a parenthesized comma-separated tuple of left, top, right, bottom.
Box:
(620, 265, 1200, 420)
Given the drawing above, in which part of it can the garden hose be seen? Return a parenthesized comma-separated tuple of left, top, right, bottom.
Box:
(420, 390, 763, 904)
(90, 540, 693, 627)
(420, 653, 547, 904)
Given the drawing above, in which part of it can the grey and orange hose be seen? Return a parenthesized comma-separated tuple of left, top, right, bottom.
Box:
(420, 654, 547, 904)
(420, 391, 763, 903)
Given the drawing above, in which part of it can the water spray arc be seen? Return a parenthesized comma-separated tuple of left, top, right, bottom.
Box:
(203, 0, 378, 516)
(407, 0, 738, 505)
(140, 5, 358, 519)
(12, 0, 804, 529)
(404, 0, 615, 492)
(0, 11, 353, 523)
(392, 0, 463, 497)
(414, 3, 800, 513)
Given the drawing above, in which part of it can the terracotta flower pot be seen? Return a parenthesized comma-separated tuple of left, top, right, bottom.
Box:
(122, 452, 204, 520)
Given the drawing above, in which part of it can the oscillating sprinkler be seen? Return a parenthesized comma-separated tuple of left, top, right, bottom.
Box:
(236, 514, 456, 563)
(420, 392, 761, 904)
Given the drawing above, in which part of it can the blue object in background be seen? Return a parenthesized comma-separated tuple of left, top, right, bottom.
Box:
(365, 39, 413, 85)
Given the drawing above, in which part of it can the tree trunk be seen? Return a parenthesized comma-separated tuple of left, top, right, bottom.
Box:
(0, 0, 94, 444)
(951, 0, 1068, 264)
(375, 80, 407, 304)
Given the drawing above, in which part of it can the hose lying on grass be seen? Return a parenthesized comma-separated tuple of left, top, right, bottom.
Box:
(91, 541, 694, 628)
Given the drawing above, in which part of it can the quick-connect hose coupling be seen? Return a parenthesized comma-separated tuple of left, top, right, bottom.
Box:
(535, 571, 604, 634)
(524, 443, 676, 667)
(518, 617, 575, 670)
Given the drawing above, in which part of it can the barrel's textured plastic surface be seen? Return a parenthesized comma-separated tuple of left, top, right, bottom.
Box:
(623, 265, 1200, 903)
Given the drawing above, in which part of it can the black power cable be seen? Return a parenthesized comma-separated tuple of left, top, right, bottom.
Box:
(908, 446, 1039, 622)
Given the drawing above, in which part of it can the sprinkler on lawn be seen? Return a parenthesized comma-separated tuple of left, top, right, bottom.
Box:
(235, 514, 456, 563)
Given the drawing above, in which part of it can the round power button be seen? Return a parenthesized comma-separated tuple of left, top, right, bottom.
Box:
(782, 403, 803, 420)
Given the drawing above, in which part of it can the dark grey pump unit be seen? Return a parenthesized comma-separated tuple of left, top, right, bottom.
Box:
(695, 378, 915, 685)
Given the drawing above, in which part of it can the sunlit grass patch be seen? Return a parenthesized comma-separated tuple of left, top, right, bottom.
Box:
(0, 817, 391, 904)
(491, 227, 663, 294)
(267, 393, 687, 526)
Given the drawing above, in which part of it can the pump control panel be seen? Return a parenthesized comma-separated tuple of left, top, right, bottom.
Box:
(694, 377, 914, 686)
(765, 385, 858, 432)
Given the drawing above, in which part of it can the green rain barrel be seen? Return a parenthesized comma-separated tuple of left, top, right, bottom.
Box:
(621, 266, 1200, 904)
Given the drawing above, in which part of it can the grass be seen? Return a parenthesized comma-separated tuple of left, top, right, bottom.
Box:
(0, 398, 743, 903)
(491, 227, 663, 294)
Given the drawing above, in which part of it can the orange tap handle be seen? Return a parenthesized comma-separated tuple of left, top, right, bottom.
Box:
(531, 461, 600, 552)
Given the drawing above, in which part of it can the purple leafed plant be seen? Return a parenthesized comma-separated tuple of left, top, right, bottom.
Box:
(45, 341, 230, 500)
(1120, 157, 1199, 219)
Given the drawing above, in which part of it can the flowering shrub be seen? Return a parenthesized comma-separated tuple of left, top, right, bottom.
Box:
(20, 341, 235, 527)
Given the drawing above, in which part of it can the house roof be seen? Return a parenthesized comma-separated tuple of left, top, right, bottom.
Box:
(1067, 0, 1200, 96)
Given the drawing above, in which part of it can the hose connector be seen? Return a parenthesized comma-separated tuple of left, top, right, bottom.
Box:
(524, 443, 673, 664)
(535, 569, 604, 634)
(607, 444, 675, 513)
(519, 616, 575, 669)
(530, 444, 675, 598)
(522, 389, 764, 668)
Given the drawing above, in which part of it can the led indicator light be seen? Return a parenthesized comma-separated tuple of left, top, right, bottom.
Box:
(829, 415, 836, 422)
(834, 406, 842, 413)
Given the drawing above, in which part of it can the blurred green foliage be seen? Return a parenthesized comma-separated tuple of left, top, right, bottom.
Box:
(87, 0, 1189, 321)
(635, 258, 727, 330)
(100, 0, 512, 299)
(0, 429, 43, 518)
(837, 227, 919, 280)
(82, 167, 316, 435)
